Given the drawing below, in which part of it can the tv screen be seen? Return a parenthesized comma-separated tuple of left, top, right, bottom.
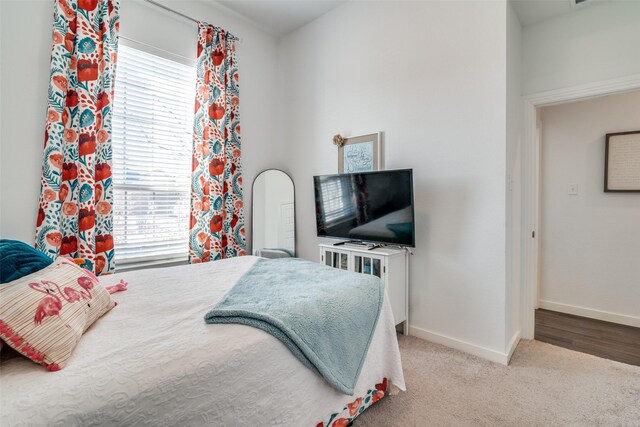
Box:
(313, 169, 415, 247)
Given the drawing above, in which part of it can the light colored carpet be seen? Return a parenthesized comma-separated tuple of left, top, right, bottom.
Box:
(357, 335, 640, 426)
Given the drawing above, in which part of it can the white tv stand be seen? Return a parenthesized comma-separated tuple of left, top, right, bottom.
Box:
(319, 243, 409, 335)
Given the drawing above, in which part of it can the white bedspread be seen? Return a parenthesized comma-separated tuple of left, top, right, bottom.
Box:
(1, 256, 405, 426)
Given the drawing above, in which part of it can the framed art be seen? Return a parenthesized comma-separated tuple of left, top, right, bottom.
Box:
(336, 132, 383, 174)
(604, 131, 640, 192)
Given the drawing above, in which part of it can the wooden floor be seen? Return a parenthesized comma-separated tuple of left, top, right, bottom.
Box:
(535, 309, 640, 367)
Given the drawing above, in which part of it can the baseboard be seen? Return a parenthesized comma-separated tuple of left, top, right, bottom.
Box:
(506, 331, 521, 364)
(538, 300, 640, 328)
(409, 326, 513, 365)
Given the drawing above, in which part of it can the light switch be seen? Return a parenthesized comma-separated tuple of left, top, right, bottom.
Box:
(567, 183, 578, 195)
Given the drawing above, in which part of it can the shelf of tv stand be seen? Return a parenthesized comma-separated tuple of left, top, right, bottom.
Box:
(318, 243, 409, 335)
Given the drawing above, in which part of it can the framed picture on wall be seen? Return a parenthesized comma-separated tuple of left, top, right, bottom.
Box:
(604, 131, 640, 192)
(336, 132, 383, 174)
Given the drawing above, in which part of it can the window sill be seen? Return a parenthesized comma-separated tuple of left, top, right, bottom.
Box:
(116, 257, 189, 273)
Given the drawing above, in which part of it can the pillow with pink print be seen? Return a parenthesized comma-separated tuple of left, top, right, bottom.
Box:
(0, 257, 115, 370)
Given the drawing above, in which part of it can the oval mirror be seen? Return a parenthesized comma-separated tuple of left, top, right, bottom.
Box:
(252, 169, 295, 258)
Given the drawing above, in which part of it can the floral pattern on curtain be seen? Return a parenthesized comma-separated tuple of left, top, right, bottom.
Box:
(34, 0, 120, 275)
(189, 22, 246, 262)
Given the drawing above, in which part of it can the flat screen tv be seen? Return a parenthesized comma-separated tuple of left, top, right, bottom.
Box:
(313, 169, 415, 247)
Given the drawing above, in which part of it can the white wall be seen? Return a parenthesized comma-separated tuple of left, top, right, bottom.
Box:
(0, 0, 284, 247)
(522, 0, 640, 95)
(539, 91, 640, 326)
(505, 1, 522, 351)
(278, 1, 510, 356)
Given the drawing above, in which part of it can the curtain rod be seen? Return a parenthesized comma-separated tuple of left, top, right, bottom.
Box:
(143, 0, 242, 42)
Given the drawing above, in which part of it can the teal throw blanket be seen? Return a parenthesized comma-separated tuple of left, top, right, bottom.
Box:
(204, 258, 384, 395)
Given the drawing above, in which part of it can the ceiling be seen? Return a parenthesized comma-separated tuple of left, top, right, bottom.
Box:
(511, 0, 605, 27)
(215, 0, 347, 38)
(211, 0, 605, 38)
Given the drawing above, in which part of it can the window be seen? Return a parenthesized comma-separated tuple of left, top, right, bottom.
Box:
(111, 44, 196, 268)
(320, 176, 355, 225)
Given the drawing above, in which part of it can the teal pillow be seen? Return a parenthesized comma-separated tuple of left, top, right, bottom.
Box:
(0, 239, 53, 284)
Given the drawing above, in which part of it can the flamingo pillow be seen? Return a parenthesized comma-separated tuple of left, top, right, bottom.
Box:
(0, 257, 115, 371)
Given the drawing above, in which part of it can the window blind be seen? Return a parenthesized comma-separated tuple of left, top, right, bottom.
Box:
(111, 44, 196, 267)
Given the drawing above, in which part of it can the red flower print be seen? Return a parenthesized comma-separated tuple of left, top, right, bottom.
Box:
(231, 214, 238, 229)
(78, 0, 98, 11)
(232, 97, 239, 106)
(62, 162, 78, 181)
(202, 252, 211, 262)
(208, 103, 225, 120)
(53, 32, 63, 44)
(64, 33, 75, 53)
(96, 92, 109, 110)
(96, 234, 114, 253)
(212, 49, 225, 66)
(371, 390, 384, 403)
(62, 109, 69, 126)
(95, 255, 106, 274)
(375, 378, 388, 392)
(37, 208, 45, 227)
(332, 419, 350, 427)
(69, 17, 77, 33)
(203, 183, 210, 195)
(210, 215, 223, 233)
(64, 129, 77, 142)
(62, 202, 77, 216)
(97, 129, 109, 144)
(59, 0, 74, 19)
(209, 158, 224, 176)
(222, 235, 228, 248)
(197, 231, 207, 243)
(235, 200, 243, 209)
(316, 423, 324, 427)
(77, 60, 98, 82)
(43, 189, 56, 202)
(192, 158, 199, 172)
(190, 214, 197, 229)
(49, 153, 63, 168)
(78, 209, 95, 231)
(59, 183, 69, 202)
(202, 196, 210, 211)
(66, 90, 79, 107)
(95, 184, 103, 202)
(203, 126, 210, 140)
(52, 76, 68, 92)
(204, 236, 211, 250)
(95, 163, 112, 181)
(96, 201, 111, 215)
(348, 397, 363, 417)
(48, 110, 59, 123)
(79, 133, 96, 156)
(70, 55, 77, 71)
(46, 232, 62, 247)
(60, 236, 78, 255)
(96, 113, 102, 129)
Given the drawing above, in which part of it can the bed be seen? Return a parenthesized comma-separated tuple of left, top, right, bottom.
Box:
(0, 256, 405, 426)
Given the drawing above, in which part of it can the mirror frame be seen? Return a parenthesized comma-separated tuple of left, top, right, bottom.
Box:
(250, 168, 296, 257)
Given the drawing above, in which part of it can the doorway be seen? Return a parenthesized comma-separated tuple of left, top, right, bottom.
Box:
(520, 75, 640, 365)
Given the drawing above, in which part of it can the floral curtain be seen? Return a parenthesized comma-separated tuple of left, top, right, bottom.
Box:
(189, 23, 246, 262)
(34, 0, 120, 275)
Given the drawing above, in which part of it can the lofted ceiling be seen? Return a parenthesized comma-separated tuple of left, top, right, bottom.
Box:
(511, 0, 608, 26)
(215, 0, 347, 38)
(209, 0, 608, 38)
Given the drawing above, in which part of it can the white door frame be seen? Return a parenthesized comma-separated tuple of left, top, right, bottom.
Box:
(520, 73, 640, 339)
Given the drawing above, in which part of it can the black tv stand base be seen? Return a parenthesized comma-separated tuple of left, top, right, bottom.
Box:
(333, 240, 382, 251)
